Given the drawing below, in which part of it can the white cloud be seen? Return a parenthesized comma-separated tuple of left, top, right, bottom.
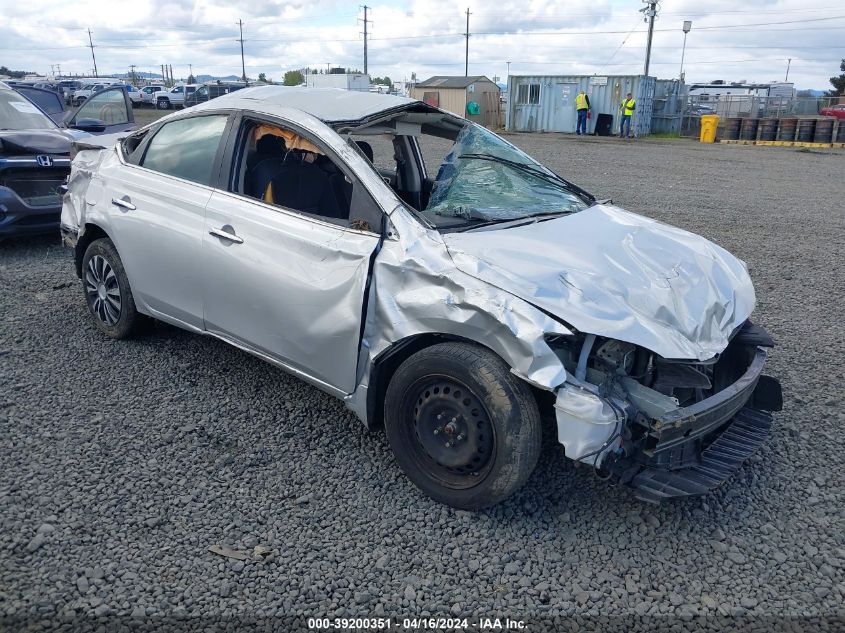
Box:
(0, 0, 842, 88)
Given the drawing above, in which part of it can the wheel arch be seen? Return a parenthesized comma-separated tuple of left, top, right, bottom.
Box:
(74, 223, 112, 278)
(363, 332, 539, 431)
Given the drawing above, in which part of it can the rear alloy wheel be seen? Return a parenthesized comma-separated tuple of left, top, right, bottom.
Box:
(384, 342, 542, 509)
(81, 238, 143, 339)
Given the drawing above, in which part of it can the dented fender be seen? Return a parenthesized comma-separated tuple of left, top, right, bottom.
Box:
(345, 205, 572, 426)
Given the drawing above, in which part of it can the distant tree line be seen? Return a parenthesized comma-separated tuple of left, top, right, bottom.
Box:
(0, 66, 34, 78)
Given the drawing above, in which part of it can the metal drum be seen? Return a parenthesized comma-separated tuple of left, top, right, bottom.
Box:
(758, 118, 778, 141)
(724, 117, 742, 140)
(797, 119, 816, 142)
(777, 118, 797, 141)
(813, 118, 834, 143)
(740, 118, 759, 141)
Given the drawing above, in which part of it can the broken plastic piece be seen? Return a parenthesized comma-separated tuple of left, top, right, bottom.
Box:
(209, 544, 250, 561)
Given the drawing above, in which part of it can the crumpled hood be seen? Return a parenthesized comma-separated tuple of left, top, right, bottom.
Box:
(0, 129, 73, 155)
(443, 204, 755, 361)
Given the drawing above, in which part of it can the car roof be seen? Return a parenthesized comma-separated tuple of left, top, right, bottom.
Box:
(194, 86, 419, 123)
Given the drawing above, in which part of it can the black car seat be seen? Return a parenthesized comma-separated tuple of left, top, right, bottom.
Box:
(247, 135, 286, 198)
(325, 140, 376, 214)
(268, 152, 343, 219)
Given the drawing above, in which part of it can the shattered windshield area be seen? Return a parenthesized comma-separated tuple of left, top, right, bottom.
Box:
(424, 123, 589, 224)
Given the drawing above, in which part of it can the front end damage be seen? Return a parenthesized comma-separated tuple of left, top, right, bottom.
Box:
(548, 321, 782, 502)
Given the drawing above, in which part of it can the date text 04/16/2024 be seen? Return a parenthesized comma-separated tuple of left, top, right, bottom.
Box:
(307, 617, 527, 630)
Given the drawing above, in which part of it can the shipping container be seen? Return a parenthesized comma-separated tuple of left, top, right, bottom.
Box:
(305, 73, 371, 92)
(506, 74, 657, 136)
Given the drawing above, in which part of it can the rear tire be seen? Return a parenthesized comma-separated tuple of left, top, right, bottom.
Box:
(81, 238, 143, 340)
(157, 98, 170, 110)
(384, 342, 541, 509)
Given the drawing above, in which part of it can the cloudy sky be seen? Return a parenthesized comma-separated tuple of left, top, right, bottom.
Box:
(1, 0, 843, 89)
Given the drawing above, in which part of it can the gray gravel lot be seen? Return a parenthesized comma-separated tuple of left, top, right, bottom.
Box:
(1, 133, 844, 632)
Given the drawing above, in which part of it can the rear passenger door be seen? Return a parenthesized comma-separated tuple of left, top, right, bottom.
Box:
(101, 113, 231, 328)
(201, 113, 383, 394)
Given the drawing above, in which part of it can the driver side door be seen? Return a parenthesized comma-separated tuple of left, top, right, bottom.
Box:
(64, 86, 135, 135)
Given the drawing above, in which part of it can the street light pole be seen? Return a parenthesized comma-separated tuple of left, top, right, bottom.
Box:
(680, 20, 692, 81)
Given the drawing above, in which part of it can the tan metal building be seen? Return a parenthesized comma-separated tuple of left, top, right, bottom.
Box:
(411, 76, 501, 128)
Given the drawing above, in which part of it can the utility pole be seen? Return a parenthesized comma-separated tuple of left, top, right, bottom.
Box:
(785, 58, 791, 82)
(87, 28, 98, 78)
(237, 19, 247, 84)
(640, 0, 659, 77)
(359, 6, 372, 75)
(130, 65, 137, 85)
(464, 7, 471, 77)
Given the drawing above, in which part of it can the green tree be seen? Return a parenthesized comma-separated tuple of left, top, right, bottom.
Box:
(257, 72, 274, 84)
(371, 76, 393, 91)
(829, 59, 845, 96)
(0, 65, 31, 79)
(283, 70, 304, 86)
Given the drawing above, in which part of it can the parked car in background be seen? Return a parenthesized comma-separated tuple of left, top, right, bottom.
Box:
(152, 84, 198, 110)
(1, 82, 134, 238)
(183, 81, 246, 108)
(60, 87, 781, 509)
(125, 85, 144, 106)
(72, 80, 124, 106)
(819, 104, 845, 119)
(140, 85, 166, 106)
(58, 80, 83, 104)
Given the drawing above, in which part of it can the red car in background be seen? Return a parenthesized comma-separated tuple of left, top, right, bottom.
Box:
(819, 104, 845, 119)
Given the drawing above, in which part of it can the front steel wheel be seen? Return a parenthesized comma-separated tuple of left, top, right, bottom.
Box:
(384, 342, 542, 509)
(81, 238, 144, 339)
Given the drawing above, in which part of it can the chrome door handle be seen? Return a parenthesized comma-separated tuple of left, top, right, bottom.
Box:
(209, 227, 244, 244)
(111, 197, 136, 210)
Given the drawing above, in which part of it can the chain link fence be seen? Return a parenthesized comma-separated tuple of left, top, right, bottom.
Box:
(679, 95, 843, 138)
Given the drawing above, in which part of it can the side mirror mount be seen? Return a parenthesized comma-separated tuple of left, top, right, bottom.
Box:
(72, 118, 107, 133)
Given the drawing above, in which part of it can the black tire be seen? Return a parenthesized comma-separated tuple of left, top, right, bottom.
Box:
(384, 342, 541, 509)
(156, 98, 170, 110)
(81, 238, 143, 339)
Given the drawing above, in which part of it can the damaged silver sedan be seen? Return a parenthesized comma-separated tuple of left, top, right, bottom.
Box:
(61, 87, 782, 509)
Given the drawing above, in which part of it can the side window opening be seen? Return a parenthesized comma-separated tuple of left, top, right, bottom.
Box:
(140, 114, 228, 186)
(122, 129, 151, 164)
(235, 120, 381, 229)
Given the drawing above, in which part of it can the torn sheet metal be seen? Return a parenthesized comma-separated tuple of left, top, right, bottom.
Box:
(443, 204, 755, 361)
(345, 204, 573, 424)
(60, 147, 109, 241)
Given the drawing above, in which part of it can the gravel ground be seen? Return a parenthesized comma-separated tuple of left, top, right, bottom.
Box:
(1, 132, 843, 632)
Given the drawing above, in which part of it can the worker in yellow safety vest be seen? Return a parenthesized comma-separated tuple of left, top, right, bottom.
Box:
(619, 92, 636, 138)
(575, 90, 591, 135)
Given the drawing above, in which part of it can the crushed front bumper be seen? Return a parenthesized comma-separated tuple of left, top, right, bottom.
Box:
(607, 324, 783, 503)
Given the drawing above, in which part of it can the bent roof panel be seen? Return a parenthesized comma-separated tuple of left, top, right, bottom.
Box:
(199, 86, 418, 122)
